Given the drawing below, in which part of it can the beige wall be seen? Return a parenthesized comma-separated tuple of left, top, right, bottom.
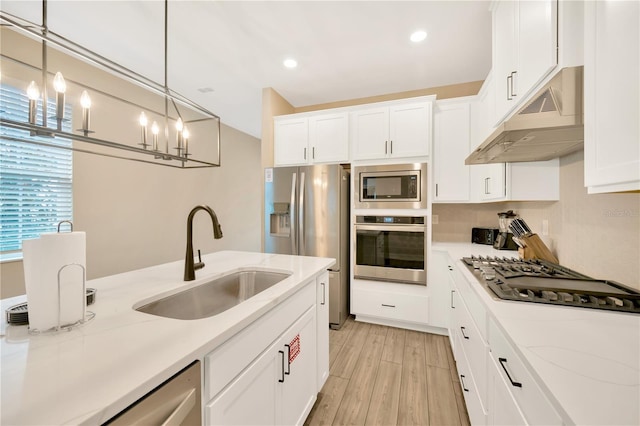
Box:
(433, 150, 640, 289)
(1, 123, 262, 298)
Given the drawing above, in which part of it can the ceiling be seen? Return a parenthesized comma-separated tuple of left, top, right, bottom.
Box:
(1, 1, 492, 139)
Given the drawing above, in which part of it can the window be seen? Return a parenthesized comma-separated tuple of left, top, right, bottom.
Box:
(0, 84, 73, 259)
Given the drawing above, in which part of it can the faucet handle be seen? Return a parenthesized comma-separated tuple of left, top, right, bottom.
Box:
(194, 249, 205, 271)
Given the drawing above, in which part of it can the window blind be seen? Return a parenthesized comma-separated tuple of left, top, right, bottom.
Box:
(0, 84, 73, 256)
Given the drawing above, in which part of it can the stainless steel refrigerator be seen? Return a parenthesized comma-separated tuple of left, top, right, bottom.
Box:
(264, 164, 349, 329)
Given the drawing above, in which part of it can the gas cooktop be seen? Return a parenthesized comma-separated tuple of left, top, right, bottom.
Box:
(462, 256, 640, 314)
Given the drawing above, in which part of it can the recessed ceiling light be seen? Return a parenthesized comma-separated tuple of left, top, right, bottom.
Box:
(283, 58, 298, 69)
(410, 30, 427, 43)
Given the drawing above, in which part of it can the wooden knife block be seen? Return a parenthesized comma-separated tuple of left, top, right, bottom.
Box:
(518, 234, 559, 264)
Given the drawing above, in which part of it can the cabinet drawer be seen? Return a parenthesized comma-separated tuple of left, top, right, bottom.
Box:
(352, 286, 428, 324)
(454, 295, 488, 410)
(489, 318, 562, 425)
(451, 263, 488, 340)
(205, 282, 315, 400)
(455, 333, 487, 426)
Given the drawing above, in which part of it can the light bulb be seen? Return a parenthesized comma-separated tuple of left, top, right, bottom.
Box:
(80, 90, 91, 108)
(182, 126, 190, 139)
(53, 72, 66, 93)
(27, 81, 40, 100)
(139, 111, 148, 127)
(151, 121, 159, 135)
(175, 117, 183, 132)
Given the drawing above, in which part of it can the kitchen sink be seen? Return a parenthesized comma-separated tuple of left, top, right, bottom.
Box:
(135, 269, 291, 320)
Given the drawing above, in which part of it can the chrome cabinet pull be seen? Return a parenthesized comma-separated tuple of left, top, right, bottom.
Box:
(384, 140, 388, 154)
(284, 344, 291, 375)
(303, 147, 307, 160)
(435, 183, 438, 197)
(460, 326, 469, 340)
(312, 146, 315, 159)
(381, 303, 396, 308)
(499, 357, 522, 388)
(320, 282, 326, 305)
(278, 350, 285, 383)
(451, 290, 456, 309)
(390, 140, 393, 154)
(510, 71, 517, 97)
(460, 375, 469, 392)
(507, 75, 512, 100)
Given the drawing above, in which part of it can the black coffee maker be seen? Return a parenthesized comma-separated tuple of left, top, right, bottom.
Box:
(493, 210, 518, 250)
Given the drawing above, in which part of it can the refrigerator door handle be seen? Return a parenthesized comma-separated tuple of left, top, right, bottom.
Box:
(299, 171, 305, 256)
(290, 172, 297, 255)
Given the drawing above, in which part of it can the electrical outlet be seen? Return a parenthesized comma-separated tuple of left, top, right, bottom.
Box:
(432, 215, 439, 225)
(542, 219, 549, 236)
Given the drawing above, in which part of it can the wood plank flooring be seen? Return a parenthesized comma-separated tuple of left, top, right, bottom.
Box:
(305, 317, 470, 426)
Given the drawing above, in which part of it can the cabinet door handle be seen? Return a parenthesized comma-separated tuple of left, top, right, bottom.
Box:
(451, 290, 455, 309)
(381, 303, 396, 308)
(312, 146, 315, 159)
(390, 140, 393, 154)
(485, 177, 490, 194)
(499, 357, 523, 388)
(278, 350, 285, 383)
(460, 375, 469, 392)
(460, 326, 469, 340)
(506, 75, 513, 100)
(385, 140, 388, 154)
(320, 282, 326, 305)
(435, 183, 438, 197)
(303, 147, 307, 160)
(510, 71, 517, 97)
(284, 344, 291, 375)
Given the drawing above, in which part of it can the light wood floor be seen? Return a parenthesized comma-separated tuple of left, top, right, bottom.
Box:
(305, 317, 470, 426)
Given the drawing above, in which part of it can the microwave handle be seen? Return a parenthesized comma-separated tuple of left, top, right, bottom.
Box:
(355, 224, 426, 233)
(299, 171, 306, 256)
(290, 173, 297, 255)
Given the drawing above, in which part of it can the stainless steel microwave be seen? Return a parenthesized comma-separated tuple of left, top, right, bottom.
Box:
(354, 163, 428, 209)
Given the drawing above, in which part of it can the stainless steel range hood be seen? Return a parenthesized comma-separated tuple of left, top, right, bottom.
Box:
(466, 66, 584, 165)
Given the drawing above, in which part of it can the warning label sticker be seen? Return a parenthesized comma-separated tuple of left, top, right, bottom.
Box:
(289, 334, 300, 364)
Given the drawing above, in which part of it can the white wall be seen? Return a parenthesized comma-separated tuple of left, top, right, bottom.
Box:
(1, 123, 261, 298)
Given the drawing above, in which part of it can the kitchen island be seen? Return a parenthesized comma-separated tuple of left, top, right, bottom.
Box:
(0, 251, 334, 425)
(433, 242, 640, 426)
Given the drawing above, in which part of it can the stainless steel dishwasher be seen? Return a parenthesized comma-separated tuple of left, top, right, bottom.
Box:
(105, 361, 201, 425)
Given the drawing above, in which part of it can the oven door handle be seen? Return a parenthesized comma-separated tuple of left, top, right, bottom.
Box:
(355, 224, 426, 233)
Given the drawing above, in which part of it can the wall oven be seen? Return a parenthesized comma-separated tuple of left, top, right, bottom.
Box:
(354, 216, 427, 285)
(354, 163, 427, 209)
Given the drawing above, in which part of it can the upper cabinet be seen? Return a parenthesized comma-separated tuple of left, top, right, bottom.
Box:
(351, 101, 432, 161)
(273, 97, 433, 167)
(492, 0, 558, 124)
(433, 98, 472, 202)
(584, 1, 640, 193)
(274, 112, 349, 167)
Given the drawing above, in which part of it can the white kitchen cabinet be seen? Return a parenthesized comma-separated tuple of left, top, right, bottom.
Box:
(433, 99, 472, 202)
(207, 307, 316, 426)
(351, 100, 431, 161)
(492, 0, 558, 124)
(473, 163, 507, 201)
(274, 117, 309, 166)
(427, 251, 455, 331)
(274, 112, 349, 166)
(316, 272, 329, 391)
(205, 282, 319, 426)
(584, 0, 640, 193)
(455, 334, 488, 426)
(351, 280, 429, 327)
(488, 318, 562, 425)
(308, 112, 349, 164)
(487, 354, 527, 426)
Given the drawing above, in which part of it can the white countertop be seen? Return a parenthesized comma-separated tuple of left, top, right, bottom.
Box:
(0, 251, 335, 425)
(433, 242, 640, 426)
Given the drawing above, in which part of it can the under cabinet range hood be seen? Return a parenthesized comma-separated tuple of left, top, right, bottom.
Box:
(466, 66, 584, 165)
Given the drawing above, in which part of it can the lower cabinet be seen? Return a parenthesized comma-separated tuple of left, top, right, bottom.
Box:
(204, 280, 324, 426)
(352, 280, 429, 325)
(434, 250, 563, 426)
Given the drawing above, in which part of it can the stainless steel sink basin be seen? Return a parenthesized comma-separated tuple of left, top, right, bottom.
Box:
(135, 270, 291, 320)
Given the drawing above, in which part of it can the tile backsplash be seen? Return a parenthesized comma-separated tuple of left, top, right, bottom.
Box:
(432, 151, 640, 290)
